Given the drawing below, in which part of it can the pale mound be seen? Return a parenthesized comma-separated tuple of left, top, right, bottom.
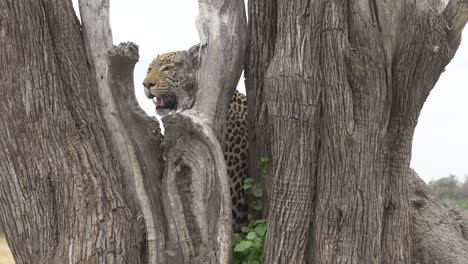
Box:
(0, 237, 14, 264)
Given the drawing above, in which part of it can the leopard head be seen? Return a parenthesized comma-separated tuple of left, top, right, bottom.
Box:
(143, 46, 199, 115)
(143, 51, 181, 111)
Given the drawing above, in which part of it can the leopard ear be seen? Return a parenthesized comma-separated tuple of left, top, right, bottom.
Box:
(187, 44, 200, 63)
(150, 55, 160, 65)
(187, 44, 200, 57)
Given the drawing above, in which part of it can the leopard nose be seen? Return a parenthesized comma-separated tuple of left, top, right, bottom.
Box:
(144, 87, 153, 99)
(143, 82, 155, 89)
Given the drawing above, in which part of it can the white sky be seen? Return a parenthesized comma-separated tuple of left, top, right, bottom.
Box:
(72, 1, 467, 183)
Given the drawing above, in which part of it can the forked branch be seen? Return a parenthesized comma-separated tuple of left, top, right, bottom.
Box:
(82, 0, 247, 262)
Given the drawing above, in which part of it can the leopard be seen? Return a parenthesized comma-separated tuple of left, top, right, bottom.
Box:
(143, 49, 249, 229)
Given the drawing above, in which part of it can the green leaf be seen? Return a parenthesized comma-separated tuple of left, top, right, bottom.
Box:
(248, 219, 257, 228)
(244, 178, 254, 185)
(244, 178, 254, 190)
(246, 232, 257, 240)
(255, 219, 266, 225)
(254, 225, 267, 237)
(260, 156, 269, 164)
(241, 226, 250, 234)
(260, 249, 266, 259)
(234, 177, 267, 264)
(234, 241, 253, 252)
(252, 237, 263, 248)
(252, 200, 263, 211)
(233, 233, 243, 243)
(251, 185, 264, 198)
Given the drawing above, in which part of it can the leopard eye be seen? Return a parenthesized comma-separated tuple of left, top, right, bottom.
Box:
(160, 63, 175, 72)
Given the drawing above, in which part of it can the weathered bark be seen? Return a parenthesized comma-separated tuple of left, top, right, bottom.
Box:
(78, 0, 141, 214)
(444, 0, 468, 49)
(0, 0, 246, 263)
(195, 0, 248, 138)
(0, 0, 143, 263)
(247, 0, 468, 263)
(79, 1, 165, 262)
(245, 0, 277, 201)
(157, 0, 247, 263)
(107, 43, 165, 263)
(409, 169, 468, 264)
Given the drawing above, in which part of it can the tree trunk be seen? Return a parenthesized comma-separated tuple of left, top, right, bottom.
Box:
(0, 0, 246, 263)
(246, 0, 468, 263)
(0, 0, 144, 263)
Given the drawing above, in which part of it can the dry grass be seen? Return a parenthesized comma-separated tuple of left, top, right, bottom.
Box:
(0, 236, 15, 264)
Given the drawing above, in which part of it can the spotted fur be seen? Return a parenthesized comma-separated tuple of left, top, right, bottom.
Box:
(143, 50, 248, 227)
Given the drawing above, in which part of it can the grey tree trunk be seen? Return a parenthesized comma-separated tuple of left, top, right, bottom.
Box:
(0, 0, 246, 263)
(246, 0, 468, 263)
(0, 0, 144, 263)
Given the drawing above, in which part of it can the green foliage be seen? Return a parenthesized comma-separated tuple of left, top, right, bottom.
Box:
(448, 198, 468, 210)
(258, 157, 269, 175)
(429, 174, 459, 199)
(429, 174, 468, 210)
(233, 157, 269, 264)
(233, 218, 267, 264)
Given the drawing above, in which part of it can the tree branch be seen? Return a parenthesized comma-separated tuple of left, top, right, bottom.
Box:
(107, 43, 166, 264)
(78, 0, 136, 201)
(195, 0, 247, 138)
(80, 1, 166, 262)
(443, 0, 468, 49)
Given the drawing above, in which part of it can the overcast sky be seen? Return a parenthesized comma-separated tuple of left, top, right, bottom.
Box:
(73, 0, 467, 183)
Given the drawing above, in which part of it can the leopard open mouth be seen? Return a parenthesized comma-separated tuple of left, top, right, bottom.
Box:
(152, 96, 163, 107)
(151, 92, 177, 110)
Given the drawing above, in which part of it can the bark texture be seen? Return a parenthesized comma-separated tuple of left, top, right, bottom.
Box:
(107, 43, 165, 263)
(78, 0, 142, 214)
(246, 0, 468, 263)
(79, 1, 165, 262)
(245, 0, 277, 200)
(156, 0, 247, 262)
(0, 0, 143, 263)
(409, 169, 468, 264)
(0, 0, 247, 262)
(195, 0, 248, 138)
